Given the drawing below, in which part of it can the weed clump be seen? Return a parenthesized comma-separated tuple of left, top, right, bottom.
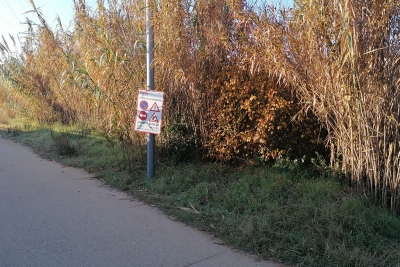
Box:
(52, 134, 77, 156)
(7, 126, 21, 137)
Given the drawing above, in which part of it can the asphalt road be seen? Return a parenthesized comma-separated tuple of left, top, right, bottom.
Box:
(0, 137, 283, 267)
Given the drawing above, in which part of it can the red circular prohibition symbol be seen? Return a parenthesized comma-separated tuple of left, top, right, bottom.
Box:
(139, 100, 148, 110)
(138, 111, 147, 121)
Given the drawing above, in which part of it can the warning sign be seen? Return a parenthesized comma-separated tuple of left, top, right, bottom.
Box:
(150, 102, 160, 112)
(134, 89, 164, 134)
(149, 113, 159, 123)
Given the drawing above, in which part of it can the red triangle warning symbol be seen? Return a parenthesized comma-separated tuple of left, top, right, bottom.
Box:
(149, 112, 159, 123)
(150, 102, 160, 112)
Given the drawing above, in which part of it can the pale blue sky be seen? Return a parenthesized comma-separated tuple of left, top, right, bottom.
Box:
(0, 0, 97, 53)
(0, 0, 95, 37)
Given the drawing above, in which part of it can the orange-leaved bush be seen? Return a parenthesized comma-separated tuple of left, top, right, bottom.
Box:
(205, 66, 325, 163)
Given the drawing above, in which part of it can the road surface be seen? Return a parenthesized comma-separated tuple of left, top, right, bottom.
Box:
(0, 137, 284, 267)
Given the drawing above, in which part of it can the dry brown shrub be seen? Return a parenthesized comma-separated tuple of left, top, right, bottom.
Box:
(204, 65, 325, 162)
(153, 0, 325, 162)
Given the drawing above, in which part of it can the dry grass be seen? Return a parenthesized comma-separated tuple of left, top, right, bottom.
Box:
(0, 115, 8, 130)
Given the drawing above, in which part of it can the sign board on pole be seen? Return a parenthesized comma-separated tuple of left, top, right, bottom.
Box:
(134, 89, 164, 134)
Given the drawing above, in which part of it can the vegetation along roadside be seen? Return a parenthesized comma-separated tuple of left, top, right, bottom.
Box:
(1, 120, 399, 267)
(1, 0, 400, 266)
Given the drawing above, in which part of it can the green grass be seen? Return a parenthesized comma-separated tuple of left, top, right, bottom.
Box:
(1, 121, 400, 267)
(135, 163, 400, 267)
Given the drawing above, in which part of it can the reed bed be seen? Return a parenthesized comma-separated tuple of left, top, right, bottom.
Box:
(1, 0, 400, 213)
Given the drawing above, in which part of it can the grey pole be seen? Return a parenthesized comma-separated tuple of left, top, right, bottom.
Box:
(146, 0, 155, 179)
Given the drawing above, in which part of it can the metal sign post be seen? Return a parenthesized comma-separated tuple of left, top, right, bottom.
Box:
(146, 0, 155, 179)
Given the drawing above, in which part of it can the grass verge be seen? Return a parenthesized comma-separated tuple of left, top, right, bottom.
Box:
(1, 121, 399, 267)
